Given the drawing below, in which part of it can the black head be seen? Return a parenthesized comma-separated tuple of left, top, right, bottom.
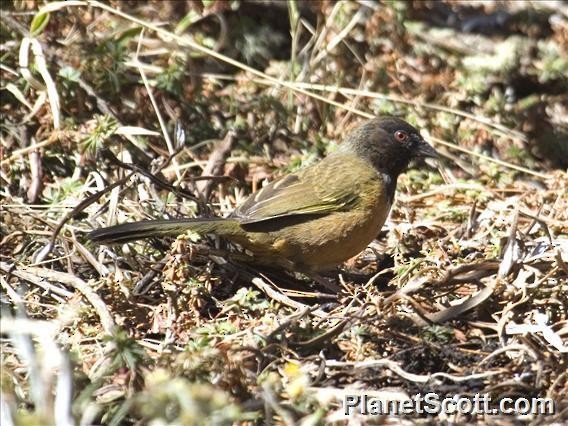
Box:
(341, 116, 438, 177)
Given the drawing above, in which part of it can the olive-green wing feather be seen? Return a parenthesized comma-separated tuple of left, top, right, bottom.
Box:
(232, 154, 375, 224)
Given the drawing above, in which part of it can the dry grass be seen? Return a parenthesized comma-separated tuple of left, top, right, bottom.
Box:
(1, 1, 567, 424)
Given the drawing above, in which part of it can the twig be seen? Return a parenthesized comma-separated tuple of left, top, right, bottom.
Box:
(251, 277, 327, 318)
(1, 262, 73, 299)
(1, 263, 115, 334)
(325, 359, 503, 384)
(474, 344, 539, 372)
(133, 30, 181, 181)
(196, 130, 236, 200)
(133, 254, 172, 295)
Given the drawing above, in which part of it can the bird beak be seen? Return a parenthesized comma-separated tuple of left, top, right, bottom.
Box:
(415, 139, 438, 159)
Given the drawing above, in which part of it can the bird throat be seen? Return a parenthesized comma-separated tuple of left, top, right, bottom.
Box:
(380, 172, 397, 206)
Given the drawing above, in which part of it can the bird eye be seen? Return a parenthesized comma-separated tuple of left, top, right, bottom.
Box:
(394, 130, 409, 142)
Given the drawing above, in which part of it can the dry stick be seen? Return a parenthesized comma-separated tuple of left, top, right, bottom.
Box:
(0, 274, 23, 304)
(19, 36, 61, 130)
(29, 267, 114, 335)
(311, 7, 366, 66)
(132, 254, 172, 296)
(0, 133, 60, 165)
(429, 137, 546, 179)
(474, 343, 539, 372)
(383, 261, 499, 324)
(325, 359, 503, 384)
(264, 305, 317, 343)
(196, 130, 237, 200)
(133, 30, 181, 181)
(293, 315, 356, 350)
(0, 262, 115, 334)
(1, 262, 73, 299)
(426, 284, 495, 324)
(27, 137, 44, 203)
(519, 208, 556, 246)
(73, 237, 110, 277)
(251, 277, 328, 318)
(547, 371, 567, 400)
(400, 183, 489, 203)
(498, 203, 521, 278)
(311, 1, 343, 58)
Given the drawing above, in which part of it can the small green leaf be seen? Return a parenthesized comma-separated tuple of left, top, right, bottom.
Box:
(30, 12, 50, 36)
(58, 66, 81, 82)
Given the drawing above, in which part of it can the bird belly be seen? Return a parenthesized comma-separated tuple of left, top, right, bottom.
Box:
(286, 203, 390, 271)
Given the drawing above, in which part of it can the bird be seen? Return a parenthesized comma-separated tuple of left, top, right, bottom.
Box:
(89, 117, 438, 272)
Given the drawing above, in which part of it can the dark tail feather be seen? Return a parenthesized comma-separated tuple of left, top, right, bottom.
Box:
(88, 218, 238, 244)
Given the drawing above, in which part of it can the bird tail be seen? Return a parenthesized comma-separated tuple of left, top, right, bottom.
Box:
(88, 218, 240, 244)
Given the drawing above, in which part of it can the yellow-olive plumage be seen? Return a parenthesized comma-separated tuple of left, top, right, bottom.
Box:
(89, 117, 438, 272)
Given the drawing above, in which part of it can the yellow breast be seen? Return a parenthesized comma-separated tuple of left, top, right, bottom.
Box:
(240, 166, 391, 271)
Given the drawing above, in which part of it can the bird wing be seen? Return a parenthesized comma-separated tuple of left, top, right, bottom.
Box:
(232, 154, 375, 224)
